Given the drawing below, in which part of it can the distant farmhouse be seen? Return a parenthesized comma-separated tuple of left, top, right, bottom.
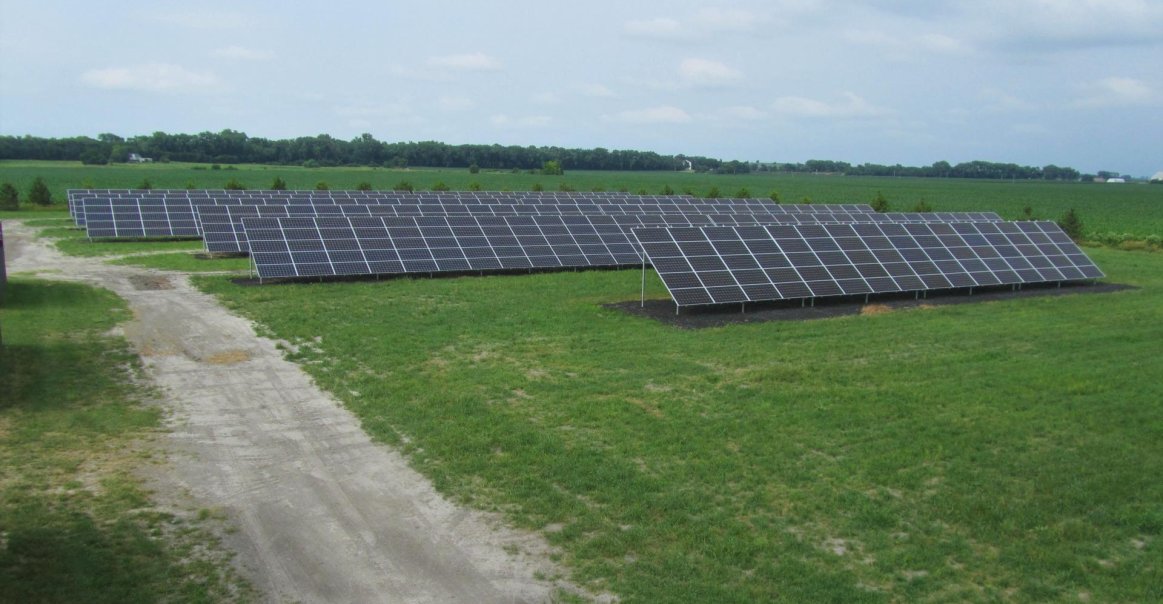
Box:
(1106, 177, 1127, 183)
(128, 153, 153, 163)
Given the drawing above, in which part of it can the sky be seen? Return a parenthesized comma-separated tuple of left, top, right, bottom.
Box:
(1, 1, 1161, 177)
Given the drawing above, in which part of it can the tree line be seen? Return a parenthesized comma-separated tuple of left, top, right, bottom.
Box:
(0, 130, 1099, 180)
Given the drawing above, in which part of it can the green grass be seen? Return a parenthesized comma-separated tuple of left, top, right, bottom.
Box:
(195, 247, 1163, 603)
(3, 160, 1161, 238)
(0, 278, 253, 602)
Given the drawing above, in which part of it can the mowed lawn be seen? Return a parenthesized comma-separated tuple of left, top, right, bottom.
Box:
(197, 246, 1163, 603)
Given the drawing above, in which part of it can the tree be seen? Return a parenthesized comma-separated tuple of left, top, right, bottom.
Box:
(356, 181, 373, 191)
(224, 178, 246, 190)
(0, 182, 19, 210)
(432, 181, 450, 191)
(870, 191, 890, 213)
(768, 191, 781, 203)
(468, 163, 480, 174)
(28, 176, 52, 206)
(392, 180, 414, 192)
(271, 177, 288, 190)
(541, 160, 563, 176)
(1058, 208, 1084, 240)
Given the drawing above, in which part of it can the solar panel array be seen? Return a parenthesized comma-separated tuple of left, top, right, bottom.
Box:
(634, 221, 1104, 307)
(65, 189, 1104, 306)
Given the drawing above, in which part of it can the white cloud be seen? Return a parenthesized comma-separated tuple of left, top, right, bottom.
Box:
(771, 92, 888, 119)
(609, 105, 692, 124)
(624, 8, 764, 40)
(427, 52, 501, 71)
(1073, 77, 1156, 107)
(491, 114, 552, 127)
(679, 58, 742, 87)
(437, 96, 475, 111)
(977, 88, 1038, 112)
(335, 101, 411, 119)
(212, 45, 274, 61)
(80, 63, 220, 93)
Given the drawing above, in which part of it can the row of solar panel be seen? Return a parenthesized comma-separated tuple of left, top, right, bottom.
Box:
(638, 222, 1103, 306)
(199, 206, 1004, 254)
(70, 195, 862, 228)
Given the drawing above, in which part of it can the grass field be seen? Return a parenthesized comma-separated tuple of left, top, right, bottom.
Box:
(2, 160, 1161, 239)
(0, 278, 253, 602)
(5, 164, 1162, 601)
(194, 245, 1163, 603)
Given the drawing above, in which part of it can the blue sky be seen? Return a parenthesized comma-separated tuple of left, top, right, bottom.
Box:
(1, 0, 1160, 176)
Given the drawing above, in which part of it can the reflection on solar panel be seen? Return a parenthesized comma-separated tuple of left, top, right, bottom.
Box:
(244, 215, 651, 280)
(635, 221, 1104, 308)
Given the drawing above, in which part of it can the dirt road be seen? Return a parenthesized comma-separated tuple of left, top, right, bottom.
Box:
(3, 220, 568, 603)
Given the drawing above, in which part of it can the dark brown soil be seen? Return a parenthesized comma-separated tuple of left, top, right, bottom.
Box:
(606, 282, 1134, 329)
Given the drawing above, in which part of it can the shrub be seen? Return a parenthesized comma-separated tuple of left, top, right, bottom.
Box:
(303, 159, 320, 168)
(185, 180, 196, 190)
(734, 188, 751, 198)
(314, 181, 330, 191)
(912, 199, 933, 212)
(1058, 208, 1084, 240)
(637, 188, 648, 195)
(224, 178, 246, 190)
(0, 182, 19, 210)
(870, 191, 890, 213)
(769, 191, 781, 203)
(1019, 206, 1037, 220)
(28, 176, 52, 206)
(469, 163, 480, 174)
(211, 164, 222, 170)
(356, 181, 373, 191)
(541, 160, 563, 175)
(81, 180, 94, 189)
(591, 186, 606, 192)
(618, 186, 629, 193)
(706, 187, 721, 199)
(271, 177, 288, 190)
(531, 183, 544, 192)
(660, 184, 675, 196)
(432, 181, 451, 191)
(137, 178, 153, 190)
(558, 182, 574, 192)
(801, 196, 812, 204)
(392, 180, 414, 192)
(468, 182, 482, 191)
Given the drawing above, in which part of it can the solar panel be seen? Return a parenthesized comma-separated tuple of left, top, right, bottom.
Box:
(243, 215, 657, 280)
(635, 221, 1104, 308)
(83, 197, 202, 239)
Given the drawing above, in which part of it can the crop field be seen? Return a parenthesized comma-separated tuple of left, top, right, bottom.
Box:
(4, 164, 1162, 601)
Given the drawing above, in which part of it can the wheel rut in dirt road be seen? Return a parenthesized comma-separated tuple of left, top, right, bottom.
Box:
(3, 220, 572, 604)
